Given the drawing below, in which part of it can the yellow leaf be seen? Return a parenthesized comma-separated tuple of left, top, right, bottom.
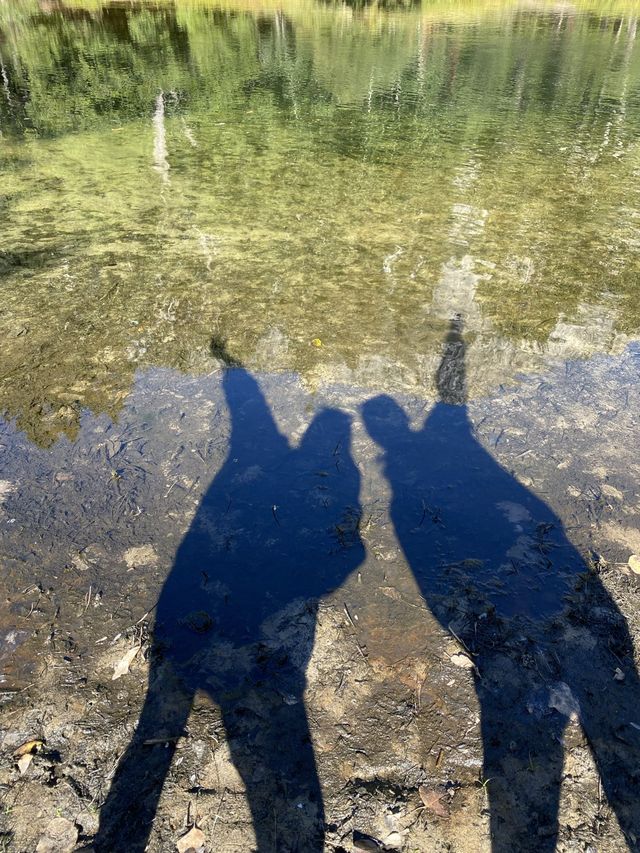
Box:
(13, 739, 45, 758)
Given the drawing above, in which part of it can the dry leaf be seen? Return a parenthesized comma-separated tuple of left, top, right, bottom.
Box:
(176, 826, 206, 852)
(17, 753, 33, 774)
(112, 646, 140, 680)
(379, 586, 402, 602)
(13, 738, 45, 758)
(450, 652, 475, 669)
(419, 785, 448, 818)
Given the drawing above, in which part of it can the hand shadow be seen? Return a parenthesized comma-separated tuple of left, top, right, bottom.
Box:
(96, 340, 365, 852)
(363, 318, 640, 851)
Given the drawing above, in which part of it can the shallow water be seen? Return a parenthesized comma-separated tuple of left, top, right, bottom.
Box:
(1, 0, 639, 444)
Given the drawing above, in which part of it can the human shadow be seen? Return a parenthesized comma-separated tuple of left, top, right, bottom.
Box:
(97, 340, 365, 852)
(363, 319, 640, 851)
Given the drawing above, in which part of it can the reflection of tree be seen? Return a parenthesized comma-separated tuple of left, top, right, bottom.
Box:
(2, 2, 638, 138)
(0, 1, 639, 445)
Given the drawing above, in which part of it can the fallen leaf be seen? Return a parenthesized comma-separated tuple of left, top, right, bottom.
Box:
(379, 586, 402, 602)
(419, 785, 448, 818)
(176, 825, 206, 852)
(13, 738, 45, 758)
(450, 652, 475, 669)
(112, 646, 140, 680)
(311, 338, 322, 348)
(17, 753, 33, 774)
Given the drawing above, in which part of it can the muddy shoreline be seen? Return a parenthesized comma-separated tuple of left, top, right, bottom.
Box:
(1, 345, 640, 852)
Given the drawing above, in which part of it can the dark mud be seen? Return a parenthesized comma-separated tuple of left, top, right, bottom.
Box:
(1, 343, 640, 852)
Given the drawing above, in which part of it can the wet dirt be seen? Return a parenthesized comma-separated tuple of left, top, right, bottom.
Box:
(0, 344, 639, 851)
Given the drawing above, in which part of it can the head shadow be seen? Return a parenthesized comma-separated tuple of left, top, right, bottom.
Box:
(363, 314, 466, 447)
(363, 317, 640, 851)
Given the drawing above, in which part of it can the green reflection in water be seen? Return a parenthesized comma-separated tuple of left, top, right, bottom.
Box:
(0, 1, 639, 444)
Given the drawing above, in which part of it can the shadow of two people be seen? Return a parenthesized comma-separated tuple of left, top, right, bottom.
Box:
(97, 323, 640, 852)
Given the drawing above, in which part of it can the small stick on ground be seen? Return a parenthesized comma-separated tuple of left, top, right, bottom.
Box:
(211, 790, 226, 834)
(343, 603, 369, 665)
(447, 623, 474, 656)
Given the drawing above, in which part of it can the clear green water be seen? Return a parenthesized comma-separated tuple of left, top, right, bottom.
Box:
(1, 0, 639, 444)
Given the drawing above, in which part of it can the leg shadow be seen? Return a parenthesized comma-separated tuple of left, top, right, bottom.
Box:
(96, 662, 193, 851)
(218, 664, 324, 851)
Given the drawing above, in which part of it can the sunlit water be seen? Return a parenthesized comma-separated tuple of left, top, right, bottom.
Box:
(0, 0, 639, 446)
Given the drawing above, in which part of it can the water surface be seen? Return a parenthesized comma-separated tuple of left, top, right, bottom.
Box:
(1, 0, 639, 443)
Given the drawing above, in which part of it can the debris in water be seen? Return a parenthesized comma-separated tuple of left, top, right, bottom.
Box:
(548, 681, 581, 722)
(181, 610, 213, 633)
(353, 830, 384, 851)
(143, 735, 183, 746)
(614, 667, 626, 682)
(383, 831, 405, 849)
(124, 544, 158, 570)
(0, 480, 16, 505)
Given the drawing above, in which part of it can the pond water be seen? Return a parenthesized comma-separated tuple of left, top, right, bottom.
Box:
(1, 0, 639, 445)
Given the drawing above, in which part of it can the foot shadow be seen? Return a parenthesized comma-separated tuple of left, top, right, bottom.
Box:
(96, 340, 365, 852)
(363, 318, 640, 851)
